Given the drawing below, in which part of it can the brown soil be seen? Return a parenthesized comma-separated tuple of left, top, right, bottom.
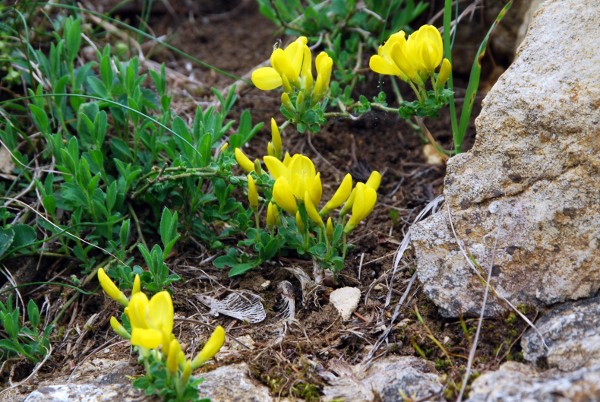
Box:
(1, 1, 534, 400)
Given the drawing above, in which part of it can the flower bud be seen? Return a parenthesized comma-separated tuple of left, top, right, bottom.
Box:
(435, 58, 452, 90)
(110, 316, 131, 339)
(98, 268, 129, 307)
(191, 326, 226, 369)
(235, 148, 255, 173)
(247, 175, 259, 211)
(270, 118, 283, 160)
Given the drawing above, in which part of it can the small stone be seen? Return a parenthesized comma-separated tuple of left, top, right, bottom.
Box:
(329, 287, 361, 321)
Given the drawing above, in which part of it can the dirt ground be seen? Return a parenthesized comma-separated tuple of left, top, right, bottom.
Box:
(1, 1, 535, 400)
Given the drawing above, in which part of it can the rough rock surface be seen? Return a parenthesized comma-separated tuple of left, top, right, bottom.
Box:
(522, 296, 600, 372)
(16, 358, 153, 402)
(199, 363, 274, 402)
(466, 362, 600, 402)
(13, 360, 272, 402)
(412, 0, 600, 317)
(320, 356, 443, 401)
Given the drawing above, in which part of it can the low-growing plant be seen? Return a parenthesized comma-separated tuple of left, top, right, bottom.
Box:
(0, 295, 52, 364)
(214, 119, 379, 278)
(97, 268, 225, 401)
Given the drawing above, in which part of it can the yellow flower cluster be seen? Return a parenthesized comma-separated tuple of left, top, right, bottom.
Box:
(251, 37, 333, 105)
(234, 121, 379, 234)
(369, 25, 451, 91)
(97, 268, 225, 375)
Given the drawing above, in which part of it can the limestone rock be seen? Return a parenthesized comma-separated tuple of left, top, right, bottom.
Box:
(329, 287, 361, 321)
(200, 363, 273, 402)
(522, 296, 600, 371)
(320, 356, 443, 402)
(21, 358, 153, 402)
(466, 362, 600, 402)
(412, 0, 600, 317)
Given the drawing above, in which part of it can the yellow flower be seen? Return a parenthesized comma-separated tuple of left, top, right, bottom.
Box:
(370, 25, 444, 86)
(251, 37, 309, 92)
(264, 154, 321, 205)
(191, 325, 226, 369)
(365, 171, 382, 191)
(235, 148, 255, 173)
(369, 31, 410, 81)
(126, 291, 174, 350)
(247, 174, 258, 211)
(320, 173, 353, 215)
(98, 268, 129, 307)
(313, 51, 333, 103)
(272, 176, 298, 215)
(110, 316, 130, 339)
(414, 25, 443, 74)
(304, 190, 323, 227)
(344, 183, 377, 233)
(270, 118, 282, 159)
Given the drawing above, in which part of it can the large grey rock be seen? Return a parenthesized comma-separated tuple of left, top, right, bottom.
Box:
(412, 0, 600, 317)
(200, 363, 274, 402)
(320, 356, 443, 402)
(466, 362, 600, 402)
(522, 296, 600, 371)
(18, 358, 153, 402)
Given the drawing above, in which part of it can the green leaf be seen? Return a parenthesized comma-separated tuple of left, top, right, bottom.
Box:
(10, 224, 37, 250)
(29, 105, 50, 134)
(27, 300, 40, 328)
(0, 227, 15, 258)
(87, 75, 109, 98)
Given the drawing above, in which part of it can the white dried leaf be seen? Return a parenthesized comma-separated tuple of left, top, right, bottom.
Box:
(196, 292, 266, 324)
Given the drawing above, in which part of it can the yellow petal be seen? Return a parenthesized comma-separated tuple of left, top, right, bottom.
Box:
(273, 177, 298, 215)
(271, 48, 298, 85)
(148, 291, 174, 335)
(321, 173, 353, 215)
(369, 54, 400, 76)
(309, 172, 322, 206)
(131, 327, 163, 349)
(251, 67, 283, 91)
(417, 25, 443, 73)
(313, 51, 333, 102)
(125, 292, 149, 329)
(98, 268, 129, 307)
(191, 325, 226, 369)
(345, 184, 377, 233)
(365, 171, 382, 191)
(251, 67, 283, 90)
(235, 148, 255, 173)
(264, 155, 289, 180)
(304, 190, 323, 226)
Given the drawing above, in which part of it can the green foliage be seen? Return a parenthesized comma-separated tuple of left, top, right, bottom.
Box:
(0, 295, 52, 363)
(1, 13, 262, 278)
(132, 356, 209, 402)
